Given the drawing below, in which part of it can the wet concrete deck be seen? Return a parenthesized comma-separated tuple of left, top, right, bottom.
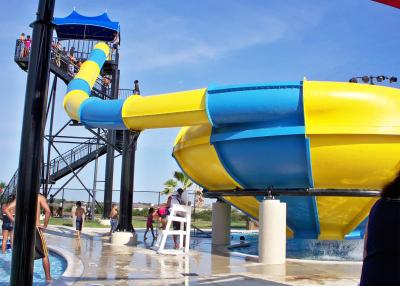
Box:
(45, 226, 362, 285)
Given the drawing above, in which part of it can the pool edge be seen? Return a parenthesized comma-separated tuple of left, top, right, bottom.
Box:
(48, 245, 84, 285)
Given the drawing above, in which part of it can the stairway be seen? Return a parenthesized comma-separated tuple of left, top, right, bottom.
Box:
(4, 39, 127, 199)
(14, 41, 112, 100)
(48, 133, 108, 181)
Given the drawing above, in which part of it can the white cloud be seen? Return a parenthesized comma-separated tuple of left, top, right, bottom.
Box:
(119, 2, 324, 72)
(120, 7, 287, 71)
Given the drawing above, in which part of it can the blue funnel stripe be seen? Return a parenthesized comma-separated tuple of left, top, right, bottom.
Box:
(79, 98, 126, 130)
(207, 82, 303, 128)
(89, 48, 108, 68)
(67, 78, 91, 95)
(346, 218, 368, 239)
(305, 137, 314, 188)
(212, 127, 312, 189)
(208, 82, 312, 189)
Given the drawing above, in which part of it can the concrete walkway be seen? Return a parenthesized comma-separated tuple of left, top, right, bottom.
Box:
(44, 226, 362, 286)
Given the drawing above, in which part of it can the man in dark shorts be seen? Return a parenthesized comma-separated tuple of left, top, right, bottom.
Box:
(5, 194, 52, 283)
(75, 201, 85, 239)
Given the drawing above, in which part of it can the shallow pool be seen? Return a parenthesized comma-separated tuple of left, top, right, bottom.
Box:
(0, 242, 67, 285)
(231, 233, 363, 261)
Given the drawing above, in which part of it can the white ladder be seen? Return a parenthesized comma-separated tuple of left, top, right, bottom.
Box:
(153, 204, 192, 254)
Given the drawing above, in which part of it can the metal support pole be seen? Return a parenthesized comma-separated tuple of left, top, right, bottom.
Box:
(61, 188, 64, 217)
(10, 0, 55, 284)
(44, 76, 57, 197)
(117, 131, 139, 232)
(91, 128, 100, 220)
(103, 69, 119, 218)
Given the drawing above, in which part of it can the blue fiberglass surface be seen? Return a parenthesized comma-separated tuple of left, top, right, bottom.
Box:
(0, 247, 66, 284)
(79, 97, 126, 129)
(87, 49, 107, 67)
(278, 196, 320, 238)
(67, 78, 91, 95)
(206, 82, 303, 127)
(208, 81, 313, 189)
(346, 218, 368, 239)
(212, 130, 312, 189)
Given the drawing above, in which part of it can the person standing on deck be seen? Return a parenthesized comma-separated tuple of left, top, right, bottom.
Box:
(5, 194, 52, 283)
(75, 201, 85, 239)
(109, 204, 118, 235)
(1, 195, 15, 253)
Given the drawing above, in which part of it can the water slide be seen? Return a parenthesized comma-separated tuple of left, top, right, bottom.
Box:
(64, 43, 400, 239)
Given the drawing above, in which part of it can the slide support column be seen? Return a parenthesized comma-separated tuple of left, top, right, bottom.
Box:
(103, 69, 120, 219)
(212, 200, 231, 245)
(258, 198, 286, 264)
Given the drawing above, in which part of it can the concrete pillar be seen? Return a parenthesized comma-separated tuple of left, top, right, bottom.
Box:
(110, 232, 137, 246)
(212, 201, 231, 245)
(259, 199, 286, 264)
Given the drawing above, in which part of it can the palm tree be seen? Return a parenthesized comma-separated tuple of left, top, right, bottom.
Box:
(0, 181, 6, 194)
(163, 171, 194, 196)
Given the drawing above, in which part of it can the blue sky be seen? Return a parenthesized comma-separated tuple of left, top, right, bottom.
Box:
(0, 0, 399, 203)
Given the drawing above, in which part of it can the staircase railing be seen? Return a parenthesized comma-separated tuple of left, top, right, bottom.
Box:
(48, 132, 107, 176)
(15, 39, 113, 100)
(10, 39, 129, 196)
(1, 169, 18, 201)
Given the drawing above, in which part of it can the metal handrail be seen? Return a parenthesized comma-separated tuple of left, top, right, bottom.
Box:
(1, 169, 18, 201)
(48, 132, 107, 175)
(15, 39, 130, 101)
(52, 37, 118, 63)
(118, 89, 135, 100)
(9, 40, 130, 198)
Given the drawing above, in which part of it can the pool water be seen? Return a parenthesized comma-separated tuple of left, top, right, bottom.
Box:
(231, 233, 363, 261)
(0, 241, 67, 285)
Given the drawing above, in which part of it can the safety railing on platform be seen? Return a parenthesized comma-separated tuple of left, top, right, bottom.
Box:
(14, 39, 133, 102)
(118, 89, 135, 100)
(47, 132, 107, 176)
(53, 37, 118, 63)
(14, 37, 118, 63)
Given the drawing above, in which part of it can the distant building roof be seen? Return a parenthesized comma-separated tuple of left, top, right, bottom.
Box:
(53, 10, 120, 41)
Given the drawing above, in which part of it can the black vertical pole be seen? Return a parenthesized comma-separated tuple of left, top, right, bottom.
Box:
(117, 131, 139, 232)
(103, 130, 116, 218)
(44, 76, 57, 198)
(103, 68, 119, 218)
(10, 0, 55, 285)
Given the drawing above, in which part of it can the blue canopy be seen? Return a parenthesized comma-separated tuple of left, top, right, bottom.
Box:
(54, 10, 120, 41)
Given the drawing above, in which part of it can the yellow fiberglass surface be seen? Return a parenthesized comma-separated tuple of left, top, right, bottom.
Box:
(122, 89, 209, 130)
(303, 81, 400, 189)
(173, 124, 240, 190)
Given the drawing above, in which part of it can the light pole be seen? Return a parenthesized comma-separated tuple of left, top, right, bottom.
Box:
(349, 75, 397, 85)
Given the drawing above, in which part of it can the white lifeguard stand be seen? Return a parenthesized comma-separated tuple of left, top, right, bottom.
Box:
(153, 204, 192, 255)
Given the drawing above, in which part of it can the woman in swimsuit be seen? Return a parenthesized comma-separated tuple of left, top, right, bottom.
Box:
(1, 195, 15, 253)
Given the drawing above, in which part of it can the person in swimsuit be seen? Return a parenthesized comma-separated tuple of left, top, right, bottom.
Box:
(5, 193, 51, 283)
(159, 188, 187, 249)
(2, 195, 15, 253)
(109, 204, 118, 235)
(144, 207, 155, 240)
(360, 172, 400, 286)
(75, 201, 85, 239)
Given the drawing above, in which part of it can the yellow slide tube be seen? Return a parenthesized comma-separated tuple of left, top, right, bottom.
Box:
(122, 88, 209, 130)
